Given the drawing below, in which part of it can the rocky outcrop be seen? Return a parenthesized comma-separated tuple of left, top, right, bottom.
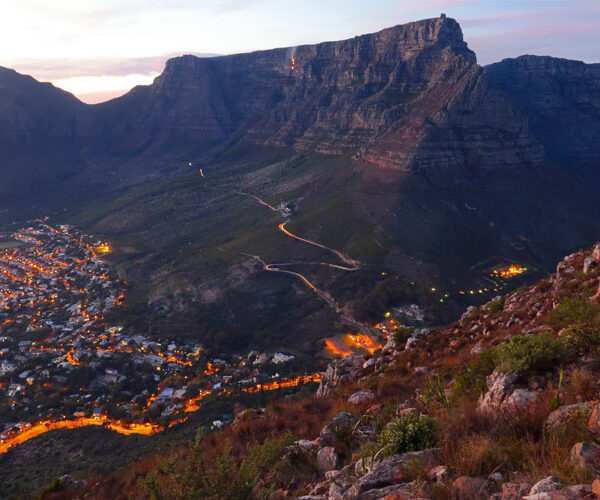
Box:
(316, 355, 365, 397)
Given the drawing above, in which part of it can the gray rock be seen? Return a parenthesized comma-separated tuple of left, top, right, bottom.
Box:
(477, 370, 518, 415)
(500, 482, 533, 500)
(351, 449, 442, 495)
(427, 465, 450, 482)
(522, 484, 592, 500)
(583, 256, 597, 273)
(528, 476, 566, 496)
(317, 446, 340, 472)
(545, 403, 592, 431)
(504, 388, 539, 410)
(570, 442, 600, 471)
(317, 355, 366, 397)
(348, 390, 376, 405)
(353, 482, 424, 499)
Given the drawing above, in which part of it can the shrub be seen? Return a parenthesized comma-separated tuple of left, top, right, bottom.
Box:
(377, 413, 437, 457)
(494, 332, 563, 375)
(393, 327, 413, 347)
(546, 298, 600, 330)
(452, 349, 496, 399)
(559, 325, 600, 354)
(487, 297, 506, 315)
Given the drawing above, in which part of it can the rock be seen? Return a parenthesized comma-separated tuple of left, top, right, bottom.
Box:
(297, 496, 327, 500)
(451, 476, 499, 500)
(583, 257, 597, 273)
(529, 476, 566, 496)
(351, 449, 442, 496)
(348, 390, 376, 405)
(316, 355, 365, 397)
(570, 442, 600, 471)
(593, 245, 600, 264)
(477, 370, 518, 415)
(353, 482, 424, 499)
(427, 465, 450, 482)
(522, 484, 592, 500)
(587, 403, 600, 437)
(328, 481, 345, 499)
(413, 366, 429, 374)
(545, 403, 592, 431)
(317, 446, 340, 472)
(500, 482, 532, 500)
(363, 357, 378, 369)
(294, 439, 317, 452)
(592, 479, 600, 498)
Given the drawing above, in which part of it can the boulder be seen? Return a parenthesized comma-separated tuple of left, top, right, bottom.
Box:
(317, 446, 340, 472)
(583, 257, 597, 274)
(570, 442, 600, 471)
(427, 465, 450, 482)
(587, 403, 600, 437)
(500, 482, 532, 500)
(504, 389, 538, 411)
(593, 244, 600, 264)
(316, 355, 365, 397)
(529, 476, 566, 496)
(545, 403, 592, 432)
(350, 449, 442, 496)
(316, 411, 359, 447)
(477, 371, 518, 415)
(348, 390, 376, 405)
(353, 482, 425, 499)
(522, 484, 592, 500)
(451, 476, 499, 499)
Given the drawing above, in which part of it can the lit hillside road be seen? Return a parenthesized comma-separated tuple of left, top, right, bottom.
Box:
(277, 222, 360, 270)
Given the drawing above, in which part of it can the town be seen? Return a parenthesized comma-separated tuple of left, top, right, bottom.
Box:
(0, 220, 320, 453)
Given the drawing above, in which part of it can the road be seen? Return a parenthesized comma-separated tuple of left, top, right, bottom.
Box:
(236, 191, 371, 334)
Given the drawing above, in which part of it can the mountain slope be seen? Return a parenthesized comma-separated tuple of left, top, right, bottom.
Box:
(0, 17, 599, 352)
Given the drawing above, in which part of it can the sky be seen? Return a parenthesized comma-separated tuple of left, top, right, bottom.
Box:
(1, 0, 598, 104)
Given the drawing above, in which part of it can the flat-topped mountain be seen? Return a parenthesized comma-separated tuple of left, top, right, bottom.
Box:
(0, 17, 599, 352)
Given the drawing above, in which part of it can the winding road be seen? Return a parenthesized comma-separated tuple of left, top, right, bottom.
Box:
(235, 191, 370, 334)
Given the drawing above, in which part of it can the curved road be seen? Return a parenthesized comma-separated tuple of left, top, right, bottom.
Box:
(236, 191, 370, 333)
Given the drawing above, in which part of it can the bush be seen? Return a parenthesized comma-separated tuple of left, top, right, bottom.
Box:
(377, 413, 437, 457)
(546, 298, 600, 330)
(494, 332, 563, 375)
(393, 327, 413, 347)
(560, 325, 600, 354)
(452, 349, 496, 399)
(487, 297, 506, 315)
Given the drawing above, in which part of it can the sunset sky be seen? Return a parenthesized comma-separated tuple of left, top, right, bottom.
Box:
(1, 0, 598, 104)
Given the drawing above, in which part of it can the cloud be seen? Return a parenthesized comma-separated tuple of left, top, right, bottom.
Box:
(7, 53, 218, 81)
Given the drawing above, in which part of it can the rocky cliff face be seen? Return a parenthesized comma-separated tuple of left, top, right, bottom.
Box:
(486, 55, 600, 171)
(87, 16, 543, 172)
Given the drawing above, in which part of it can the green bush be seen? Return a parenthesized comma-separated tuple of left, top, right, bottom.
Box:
(393, 327, 413, 347)
(452, 349, 496, 398)
(560, 325, 600, 353)
(494, 332, 563, 375)
(487, 297, 506, 315)
(377, 413, 437, 457)
(546, 298, 600, 330)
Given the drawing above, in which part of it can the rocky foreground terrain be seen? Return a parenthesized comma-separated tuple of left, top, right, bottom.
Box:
(32, 243, 600, 499)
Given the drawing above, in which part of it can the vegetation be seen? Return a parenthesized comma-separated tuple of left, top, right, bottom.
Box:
(493, 332, 564, 375)
(140, 433, 293, 500)
(376, 413, 437, 457)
